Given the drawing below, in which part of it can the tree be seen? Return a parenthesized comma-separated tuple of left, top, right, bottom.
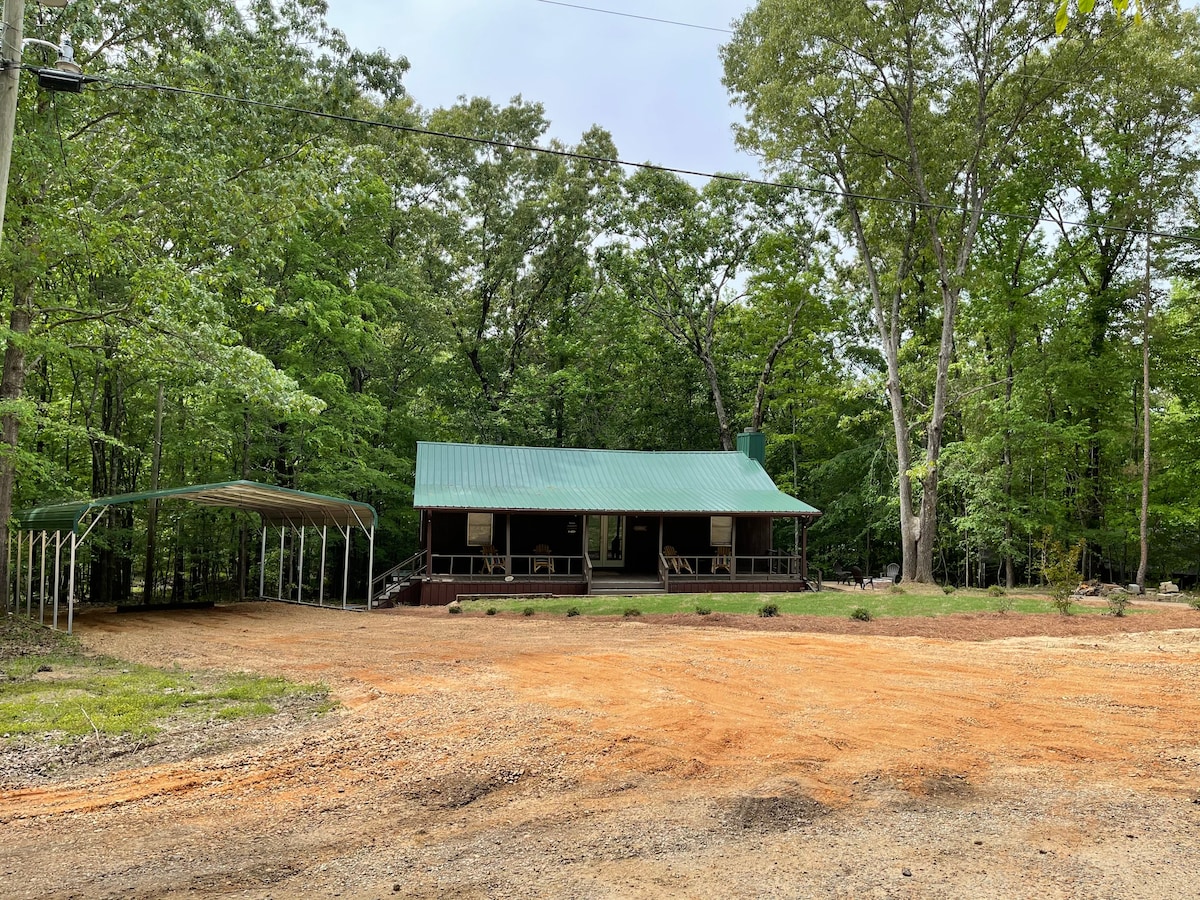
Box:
(724, 0, 1062, 581)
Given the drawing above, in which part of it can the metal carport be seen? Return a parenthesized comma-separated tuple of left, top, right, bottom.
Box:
(10, 481, 377, 632)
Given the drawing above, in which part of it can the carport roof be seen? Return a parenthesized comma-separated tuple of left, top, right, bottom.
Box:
(14, 481, 377, 534)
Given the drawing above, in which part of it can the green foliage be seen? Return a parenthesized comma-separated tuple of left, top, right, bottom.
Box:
(850, 606, 873, 622)
(1107, 591, 1130, 617)
(757, 603, 780, 618)
(888, 584, 906, 595)
(1042, 539, 1086, 615)
(622, 608, 642, 617)
(1187, 595, 1200, 611)
(565, 606, 580, 617)
(694, 604, 712, 616)
(942, 585, 956, 595)
(486, 607, 497, 616)
(522, 607, 535, 617)
(988, 586, 1006, 597)
(447, 604, 462, 614)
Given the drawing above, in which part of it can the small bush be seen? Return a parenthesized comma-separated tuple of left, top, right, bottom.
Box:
(942, 584, 955, 595)
(994, 594, 1015, 615)
(758, 603, 780, 618)
(522, 607, 535, 617)
(1041, 536, 1084, 616)
(988, 585, 1006, 597)
(623, 607, 642, 617)
(694, 604, 712, 616)
(486, 607, 497, 616)
(850, 606, 873, 622)
(888, 584, 906, 595)
(1107, 592, 1130, 618)
(1188, 595, 1200, 611)
(447, 604, 462, 614)
(565, 606, 580, 617)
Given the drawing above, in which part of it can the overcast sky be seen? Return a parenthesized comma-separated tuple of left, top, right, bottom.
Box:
(322, 1, 758, 178)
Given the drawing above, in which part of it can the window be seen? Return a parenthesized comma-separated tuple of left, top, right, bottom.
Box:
(710, 516, 733, 546)
(466, 512, 493, 547)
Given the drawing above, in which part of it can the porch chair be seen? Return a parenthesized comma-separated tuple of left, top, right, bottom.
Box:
(712, 545, 732, 574)
(533, 544, 555, 574)
(480, 544, 505, 575)
(849, 565, 873, 590)
(883, 562, 900, 584)
(663, 545, 693, 575)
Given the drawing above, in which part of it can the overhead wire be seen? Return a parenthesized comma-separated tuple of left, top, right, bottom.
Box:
(20, 65, 1196, 246)
(533, 0, 734, 33)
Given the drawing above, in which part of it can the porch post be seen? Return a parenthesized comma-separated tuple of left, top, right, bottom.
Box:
(67, 532, 77, 634)
(505, 513, 512, 573)
(731, 517, 737, 580)
(366, 523, 375, 609)
(801, 517, 808, 578)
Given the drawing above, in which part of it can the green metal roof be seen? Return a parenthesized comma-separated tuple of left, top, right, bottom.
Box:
(14, 481, 377, 534)
(414, 442, 821, 516)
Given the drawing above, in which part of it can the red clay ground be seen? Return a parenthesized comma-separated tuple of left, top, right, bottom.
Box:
(2, 601, 1199, 898)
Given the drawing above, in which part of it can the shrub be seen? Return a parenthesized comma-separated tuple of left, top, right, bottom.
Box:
(565, 606, 580, 617)
(623, 608, 642, 617)
(850, 606, 873, 622)
(758, 603, 780, 618)
(988, 585, 1006, 597)
(522, 607, 535, 617)
(1107, 591, 1130, 618)
(694, 604, 712, 616)
(1040, 536, 1085, 616)
(486, 607, 497, 616)
(888, 584, 906, 595)
(994, 594, 1015, 615)
(447, 604, 462, 615)
(942, 584, 955, 595)
(1188, 595, 1200, 611)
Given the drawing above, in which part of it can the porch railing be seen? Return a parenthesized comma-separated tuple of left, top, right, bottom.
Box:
(371, 551, 425, 602)
(660, 552, 810, 581)
(427, 553, 587, 579)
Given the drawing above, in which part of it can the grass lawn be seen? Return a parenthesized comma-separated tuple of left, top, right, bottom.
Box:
(0, 616, 331, 744)
(454, 586, 1159, 619)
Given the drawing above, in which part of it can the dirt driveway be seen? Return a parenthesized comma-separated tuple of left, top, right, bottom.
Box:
(2, 602, 1199, 899)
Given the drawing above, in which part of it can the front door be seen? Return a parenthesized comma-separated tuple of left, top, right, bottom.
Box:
(587, 515, 625, 568)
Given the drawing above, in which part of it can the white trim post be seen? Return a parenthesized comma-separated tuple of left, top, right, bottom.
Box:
(318, 525, 327, 606)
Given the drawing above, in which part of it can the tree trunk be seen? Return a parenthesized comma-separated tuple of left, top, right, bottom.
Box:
(1136, 231, 1152, 592)
(144, 382, 164, 602)
(0, 286, 33, 610)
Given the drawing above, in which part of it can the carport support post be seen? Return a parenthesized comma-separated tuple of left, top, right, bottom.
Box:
(258, 526, 267, 599)
(318, 526, 327, 606)
(341, 525, 350, 610)
(26, 527, 33, 615)
(52, 531, 60, 630)
(277, 527, 285, 601)
(67, 532, 77, 634)
(297, 526, 305, 604)
(39, 530, 46, 624)
(366, 523, 375, 609)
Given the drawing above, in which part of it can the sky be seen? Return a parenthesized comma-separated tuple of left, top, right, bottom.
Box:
(321, 1, 758, 178)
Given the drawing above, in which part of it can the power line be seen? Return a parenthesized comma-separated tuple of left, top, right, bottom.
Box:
(533, 0, 734, 34)
(28, 66, 1197, 246)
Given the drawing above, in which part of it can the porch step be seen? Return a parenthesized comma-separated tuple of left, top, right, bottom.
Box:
(589, 579, 666, 596)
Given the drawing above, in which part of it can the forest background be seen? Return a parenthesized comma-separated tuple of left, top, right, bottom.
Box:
(3, 0, 1200, 603)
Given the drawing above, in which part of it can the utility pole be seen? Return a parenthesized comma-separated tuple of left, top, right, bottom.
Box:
(0, 0, 26, 249)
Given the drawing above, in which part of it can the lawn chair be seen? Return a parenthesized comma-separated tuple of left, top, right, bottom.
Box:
(480, 544, 505, 575)
(712, 545, 732, 574)
(883, 562, 900, 584)
(533, 544, 555, 574)
(834, 567, 852, 585)
(663, 545, 693, 575)
(849, 565, 873, 590)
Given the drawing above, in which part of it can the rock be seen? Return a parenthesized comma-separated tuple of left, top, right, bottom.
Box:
(1128, 584, 1141, 595)
(1159, 581, 1180, 594)
(902, 868, 913, 877)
